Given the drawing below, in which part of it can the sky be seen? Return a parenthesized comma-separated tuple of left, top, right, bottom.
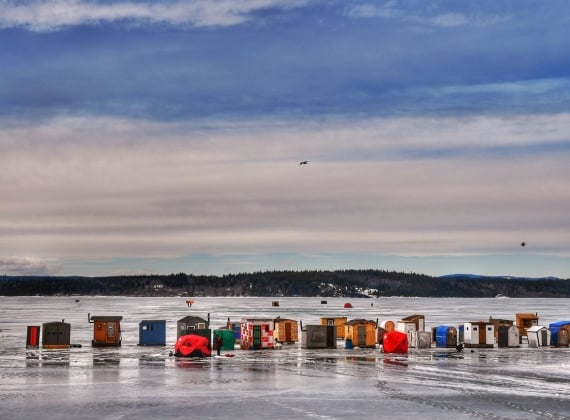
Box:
(1, 0, 570, 278)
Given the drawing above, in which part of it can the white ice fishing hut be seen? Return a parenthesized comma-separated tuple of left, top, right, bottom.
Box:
(527, 326, 551, 348)
(463, 321, 494, 348)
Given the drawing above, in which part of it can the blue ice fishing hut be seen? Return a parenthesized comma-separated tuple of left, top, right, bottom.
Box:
(548, 320, 570, 347)
(139, 320, 166, 346)
(434, 325, 458, 348)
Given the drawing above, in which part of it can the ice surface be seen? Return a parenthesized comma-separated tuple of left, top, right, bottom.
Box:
(1, 296, 569, 419)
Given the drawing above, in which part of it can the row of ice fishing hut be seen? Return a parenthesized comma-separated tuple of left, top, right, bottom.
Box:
(26, 312, 570, 353)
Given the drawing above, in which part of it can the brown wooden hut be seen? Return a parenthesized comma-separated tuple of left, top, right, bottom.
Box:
(273, 318, 298, 344)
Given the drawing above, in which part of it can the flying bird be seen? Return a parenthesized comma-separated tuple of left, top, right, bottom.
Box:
(521, 242, 526, 247)
(299, 160, 310, 165)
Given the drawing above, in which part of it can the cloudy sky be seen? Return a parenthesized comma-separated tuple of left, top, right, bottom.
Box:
(1, 0, 570, 278)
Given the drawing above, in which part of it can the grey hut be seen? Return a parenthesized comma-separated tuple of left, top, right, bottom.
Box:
(177, 314, 210, 338)
(301, 324, 336, 349)
(42, 321, 71, 349)
(497, 325, 520, 348)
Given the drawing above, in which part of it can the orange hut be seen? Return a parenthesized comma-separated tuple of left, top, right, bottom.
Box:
(89, 314, 122, 347)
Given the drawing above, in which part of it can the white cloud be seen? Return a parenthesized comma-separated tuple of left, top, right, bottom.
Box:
(0, 0, 308, 31)
(0, 256, 63, 275)
(345, 3, 509, 28)
(1, 113, 569, 272)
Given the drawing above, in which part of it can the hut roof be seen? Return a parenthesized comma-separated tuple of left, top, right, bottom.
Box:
(516, 313, 538, 319)
(90, 315, 122, 321)
(346, 319, 376, 325)
(401, 314, 424, 321)
(178, 315, 207, 323)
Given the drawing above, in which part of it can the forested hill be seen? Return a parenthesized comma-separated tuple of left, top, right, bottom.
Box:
(1, 270, 569, 298)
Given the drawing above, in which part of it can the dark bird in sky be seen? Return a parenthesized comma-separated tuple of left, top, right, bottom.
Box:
(521, 242, 526, 247)
(299, 160, 310, 165)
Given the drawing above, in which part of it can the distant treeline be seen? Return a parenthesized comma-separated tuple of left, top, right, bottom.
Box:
(1, 270, 570, 298)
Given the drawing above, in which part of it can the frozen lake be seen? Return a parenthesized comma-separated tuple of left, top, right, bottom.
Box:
(1, 296, 569, 419)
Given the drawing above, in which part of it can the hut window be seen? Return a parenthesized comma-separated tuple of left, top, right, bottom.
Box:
(487, 327, 492, 331)
(142, 325, 148, 331)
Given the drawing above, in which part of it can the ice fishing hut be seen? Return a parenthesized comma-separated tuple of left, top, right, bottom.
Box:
(320, 317, 347, 339)
(515, 313, 539, 342)
(497, 325, 520, 348)
(213, 329, 235, 351)
(240, 319, 274, 350)
(433, 326, 458, 348)
(138, 320, 166, 346)
(177, 314, 210, 338)
(377, 320, 395, 344)
(488, 317, 514, 342)
(42, 321, 71, 349)
(26, 325, 41, 349)
(301, 324, 336, 349)
(463, 321, 494, 348)
(548, 321, 570, 347)
(527, 326, 551, 348)
(89, 314, 122, 347)
(344, 319, 377, 349)
(273, 318, 299, 344)
(226, 319, 242, 344)
(400, 314, 425, 332)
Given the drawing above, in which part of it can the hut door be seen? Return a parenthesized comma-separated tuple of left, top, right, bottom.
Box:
(107, 322, 117, 341)
(357, 326, 366, 346)
(478, 326, 486, 344)
(253, 325, 262, 347)
(285, 323, 292, 342)
(447, 329, 456, 346)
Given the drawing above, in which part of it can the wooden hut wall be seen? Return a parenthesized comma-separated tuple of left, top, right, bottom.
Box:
(320, 317, 347, 339)
(344, 320, 376, 348)
(42, 321, 71, 349)
(273, 319, 299, 344)
(515, 313, 539, 339)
